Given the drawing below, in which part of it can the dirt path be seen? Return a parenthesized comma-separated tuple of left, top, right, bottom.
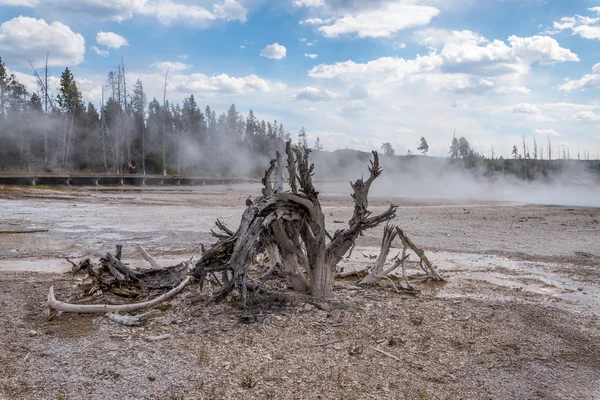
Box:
(1, 185, 599, 399)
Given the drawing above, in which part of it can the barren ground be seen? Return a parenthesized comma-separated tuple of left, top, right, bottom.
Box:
(0, 184, 599, 400)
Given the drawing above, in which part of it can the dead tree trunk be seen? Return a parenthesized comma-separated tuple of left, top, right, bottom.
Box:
(191, 142, 396, 302)
(48, 142, 408, 312)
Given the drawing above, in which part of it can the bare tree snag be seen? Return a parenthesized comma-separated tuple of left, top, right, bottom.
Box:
(395, 227, 444, 281)
(359, 225, 444, 290)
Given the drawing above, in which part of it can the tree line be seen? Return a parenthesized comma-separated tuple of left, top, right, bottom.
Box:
(1, 55, 597, 181)
(381, 134, 599, 181)
(0, 57, 309, 177)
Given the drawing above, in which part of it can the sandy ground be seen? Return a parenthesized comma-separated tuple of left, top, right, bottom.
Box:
(0, 184, 599, 400)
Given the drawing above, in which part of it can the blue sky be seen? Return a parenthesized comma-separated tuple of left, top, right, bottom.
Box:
(0, 0, 599, 158)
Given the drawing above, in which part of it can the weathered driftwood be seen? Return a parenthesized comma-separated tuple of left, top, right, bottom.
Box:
(47, 141, 444, 314)
(73, 245, 189, 297)
(395, 227, 444, 281)
(47, 276, 192, 315)
(358, 224, 443, 290)
(191, 143, 397, 303)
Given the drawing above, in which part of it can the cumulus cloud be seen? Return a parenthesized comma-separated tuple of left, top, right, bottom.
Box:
(260, 43, 287, 59)
(510, 103, 541, 114)
(550, 8, 600, 40)
(213, 0, 248, 22)
(573, 111, 600, 121)
(90, 46, 109, 57)
(305, 53, 318, 59)
(0, 0, 247, 25)
(337, 100, 367, 113)
(318, 3, 440, 38)
(503, 103, 554, 122)
(151, 61, 191, 73)
(0, 0, 39, 5)
(295, 86, 337, 101)
(559, 63, 600, 92)
(0, 16, 85, 67)
(308, 55, 441, 80)
(533, 128, 561, 136)
(172, 73, 286, 95)
(507, 35, 579, 65)
(138, 1, 215, 24)
(300, 18, 330, 25)
(309, 29, 577, 100)
(50, 0, 147, 22)
(349, 84, 368, 99)
(96, 31, 128, 48)
(292, 0, 324, 7)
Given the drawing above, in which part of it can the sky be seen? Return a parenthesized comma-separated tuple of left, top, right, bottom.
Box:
(0, 0, 599, 158)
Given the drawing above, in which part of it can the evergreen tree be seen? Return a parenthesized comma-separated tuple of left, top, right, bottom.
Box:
(381, 142, 395, 156)
(457, 137, 470, 159)
(417, 136, 429, 156)
(449, 137, 459, 158)
(512, 145, 520, 159)
(298, 126, 307, 147)
(313, 137, 323, 151)
(132, 79, 147, 173)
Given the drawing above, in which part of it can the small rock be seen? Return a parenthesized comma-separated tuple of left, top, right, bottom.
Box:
(148, 376, 156, 381)
(28, 330, 39, 337)
(274, 316, 283, 321)
(223, 362, 231, 370)
(304, 304, 314, 311)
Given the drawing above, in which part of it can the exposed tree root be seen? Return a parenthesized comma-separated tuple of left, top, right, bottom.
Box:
(46, 141, 445, 316)
(47, 276, 193, 315)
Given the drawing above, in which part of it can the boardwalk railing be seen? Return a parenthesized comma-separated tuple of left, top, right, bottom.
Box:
(0, 173, 258, 187)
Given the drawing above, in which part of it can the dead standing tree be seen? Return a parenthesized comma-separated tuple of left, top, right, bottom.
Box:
(48, 142, 441, 314)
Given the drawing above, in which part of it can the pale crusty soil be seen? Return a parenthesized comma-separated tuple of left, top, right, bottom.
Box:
(0, 184, 599, 400)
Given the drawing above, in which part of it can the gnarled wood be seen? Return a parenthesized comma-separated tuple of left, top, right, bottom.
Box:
(47, 276, 192, 315)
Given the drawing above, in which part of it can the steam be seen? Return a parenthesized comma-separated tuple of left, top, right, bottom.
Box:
(311, 151, 600, 208)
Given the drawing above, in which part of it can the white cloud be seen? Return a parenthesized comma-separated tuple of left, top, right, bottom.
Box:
(138, 1, 215, 24)
(305, 53, 318, 59)
(51, 0, 147, 22)
(151, 61, 191, 73)
(293, 0, 324, 7)
(503, 103, 554, 122)
(318, 3, 440, 38)
(338, 100, 367, 113)
(573, 111, 600, 121)
(309, 55, 441, 80)
(177, 54, 189, 60)
(0, 16, 85, 67)
(5, 0, 246, 25)
(172, 73, 286, 95)
(551, 9, 600, 40)
(296, 86, 337, 101)
(559, 63, 600, 92)
(260, 43, 286, 60)
(96, 31, 128, 49)
(533, 128, 561, 136)
(213, 0, 248, 22)
(0, 0, 38, 5)
(90, 46, 109, 57)
(510, 103, 540, 114)
(300, 18, 330, 25)
(507, 35, 579, 65)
